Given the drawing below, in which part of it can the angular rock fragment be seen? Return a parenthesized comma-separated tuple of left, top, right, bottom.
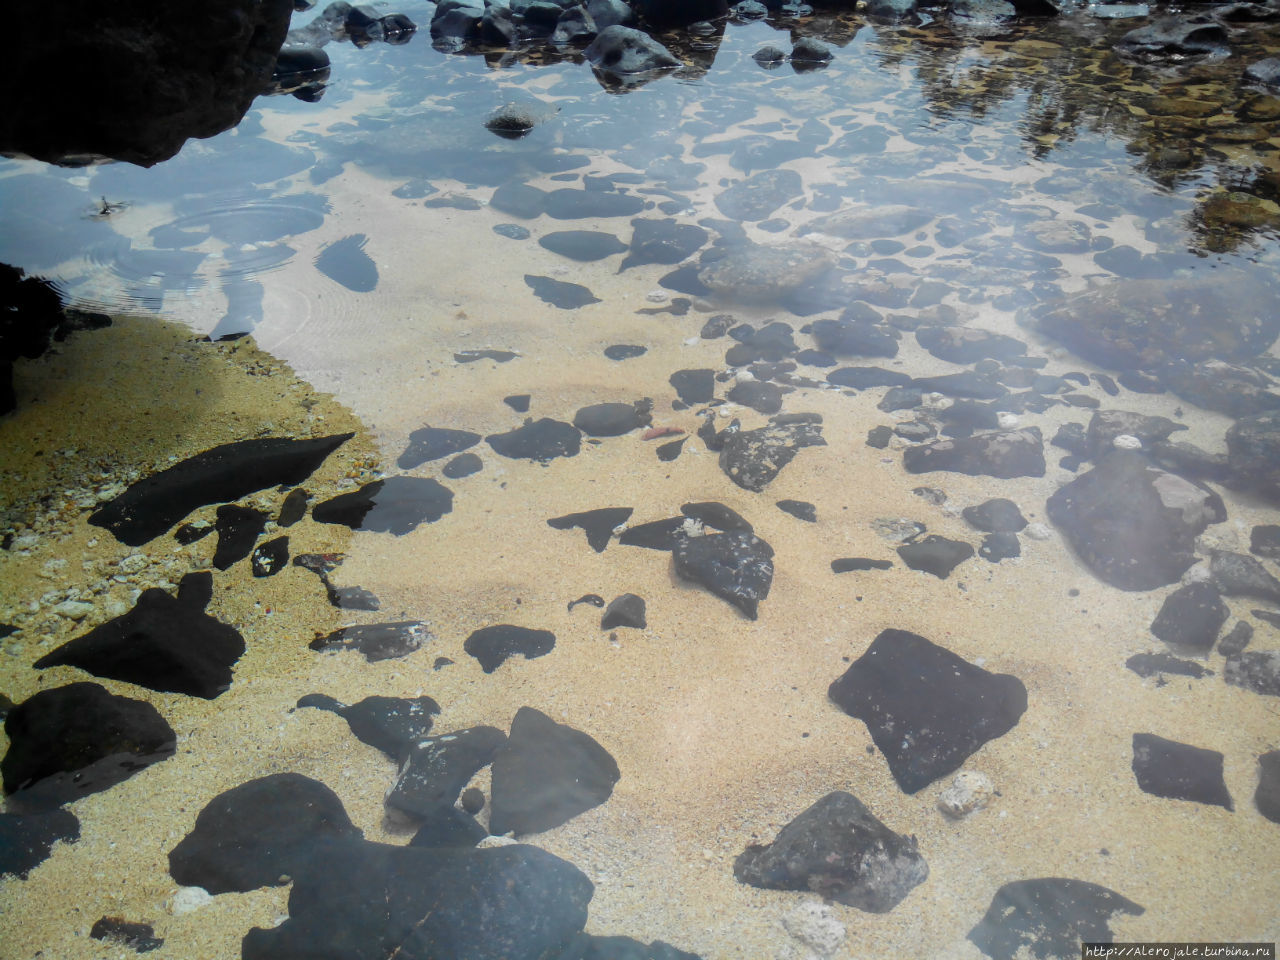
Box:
(309, 622, 428, 662)
(90, 434, 352, 546)
(464, 625, 556, 673)
(829, 630, 1027, 793)
(397, 426, 481, 470)
(169, 773, 362, 893)
(0, 809, 80, 878)
(1046, 451, 1224, 590)
(897, 535, 974, 578)
(902, 429, 1045, 479)
(718, 413, 825, 492)
(673, 530, 774, 619)
(34, 581, 246, 698)
(1131, 733, 1233, 809)
(296, 693, 440, 758)
(487, 418, 582, 462)
(489, 707, 620, 837)
(387, 726, 508, 821)
(1224, 650, 1280, 697)
(978, 532, 1020, 562)
(547, 507, 634, 553)
(601, 594, 647, 630)
(733, 791, 927, 913)
(1209, 549, 1280, 604)
(313, 477, 453, 535)
(619, 517, 688, 550)
(968, 878, 1144, 960)
(2, 683, 175, 812)
(1149, 582, 1227, 654)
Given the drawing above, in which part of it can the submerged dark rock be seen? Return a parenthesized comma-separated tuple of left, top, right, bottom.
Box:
(2, 683, 176, 812)
(1257, 750, 1280, 824)
(683, 502, 753, 533)
(34, 581, 246, 699)
(897, 535, 974, 579)
(718, 413, 825, 492)
(212, 503, 268, 570)
(619, 516, 688, 550)
(251, 535, 290, 577)
(978, 532, 1020, 562)
(1046, 451, 1224, 591)
(90, 434, 352, 546)
(714, 169, 803, 222)
(962, 498, 1027, 532)
(539, 231, 628, 262)
(386, 726, 507, 821)
(489, 707, 621, 837)
(968, 879, 1144, 960)
(1125, 653, 1212, 680)
(620, 219, 708, 271)
(240, 841, 593, 960)
(734, 791, 927, 913)
(776, 499, 816, 522)
(832, 558, 894, 573)
(573, 399, 653, 436)
(0, 809, 80, 878)
(397, 426, 482, 470)
(315, 234, 378, 292)
(548, 507, 634, 553)
(487, 418, 582, 462)
(601, 594, 647, 630)
(442, 453, 482, 478)
(584, 24, 680, 76)
(1149, 582, 1228, 654)
(169, 773, 362, 893)
(1228, 411, 1280, 502)
(669, 369, 716, 404)
(1131, 733, 1233, 809)
(829, 629, 1027, 794)
(1224, 650, 1280, 697)
(465, 625, 556, 673)
(1209, 549, 1280, 604)
(915, 326, 1026, 364)
(902, 429, 1045, 479)
(309, 621, 428, 662)
(673, 530, 774, 619)
(89, 917, 163, 953)
(313, 476, 453, 534)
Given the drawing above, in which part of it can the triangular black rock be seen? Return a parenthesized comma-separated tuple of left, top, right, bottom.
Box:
(34, 588, 246, 699)
(547, 507, 634, 553)
(168, 773, 363, 893)
(489, 707, 620, 837)
(397, 426, 482, 470)
(464, 625, 556, 673)
(968, 878, 1144, 960)
(90, 434, 352, 546)
(898, 535, 974, 578)
(2, 682, 176, 811)
(313, 476, 453, 534)
(673, 531, 774, 619)
(619, 517, 687, 550)
(1131, 733, 1233, 809)
(829, 629, 1027, 794)
(733, 791, 928, 913)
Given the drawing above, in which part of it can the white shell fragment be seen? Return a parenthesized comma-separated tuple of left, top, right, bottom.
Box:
(938, 770, 995, 818)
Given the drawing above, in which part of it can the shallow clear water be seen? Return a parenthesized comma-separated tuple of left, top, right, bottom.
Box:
(2, 4, 1280, 959)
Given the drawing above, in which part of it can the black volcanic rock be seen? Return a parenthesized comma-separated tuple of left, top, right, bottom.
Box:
(397, 426, 482, 470)
(619, 517, 688, 550)
(407, 805, 487, 849)
(978, 532, 1020, 562)
(1131, 733, 1233, 809)
(968, 879, 1144, 960)
(1209, 549, 1280, 604)
(601, 594, 647, 630)
(296, 693, 440, 759)
(387, 726, 507, 820)
(1125, 653, 1212, 679)
(718, 413, 825, 492)
(548, 507, 634, 553)
(169, 773, 362, 894)
(776, 499, 816, 522)
(669, 369, 716, 404)
(525, 274, 601, 309)
(1046, 451, 1225, 591)
(90, 434, 351, 546)
(827, 367, 911, 389)
(240, 841, 593, 960)
(442, 452, 483, 478)
(903, 429, 1045, 479)
(0, 809, 80, 878)
(962, 498, 1027, 532)
(1149, 582, 1228, 654)
(1224, 650, 1280, 697)
(829, 629, 1027, 794)
(212, 504, 268, 569)
(897, 535, 974, 578)
(573, 399, 652, 437)
(832, 558, 894, 573)
(34, 584, 245, 699)
(309, 622, 428, 662)
(915, 326, 1026, 364)
(464, 625, 556, 673)
(489, 707, 620, 837)
(2, 683, 176, 812)
(89, 917, 163, 952)
(682, 502, 753, 533)
(312, 477, 453, 534)
(487, 418, 582, 462)
(673, 530, 774, 619)
(1227, 411, 1280, 503)
(1257, 750, 1280, 824)
(733, 791, 927, 913)
(251, 535, 290, 577)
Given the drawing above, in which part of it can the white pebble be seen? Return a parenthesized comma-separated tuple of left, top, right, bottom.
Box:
(118, 553, 149, 575)
(53, 600, 94, 621)
(12, 533, 39, 551)
(938, 770, 994, 818)
(996, 412, 1020, 430)
(645, 289, 668, 303)
(1112, 434, 1142, 450)
(782, 900, 846, 957)
(168, 886, 213, 915)
(1023, 522, 1052, 540)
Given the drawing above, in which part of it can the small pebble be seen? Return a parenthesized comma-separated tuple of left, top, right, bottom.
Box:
(1023, 522, 1052, 540)
(52, 600, 94, 620)
(938, 770, 994, 818)
(1113, 434, 1142, 450)
(782, 900, 846, 957)
(168, 886, 213, 915)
